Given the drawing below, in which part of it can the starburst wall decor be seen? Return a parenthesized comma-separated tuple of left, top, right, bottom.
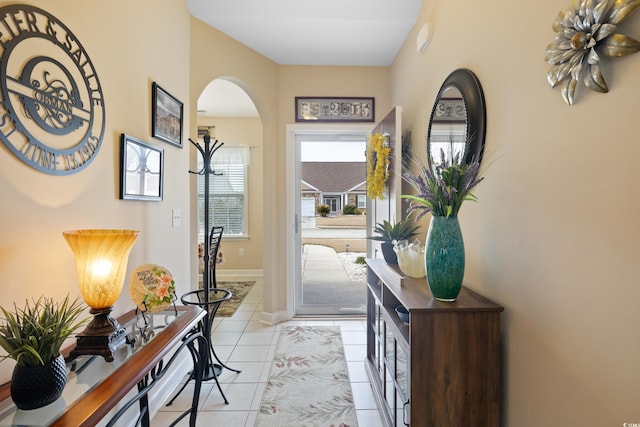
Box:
(545, 0, 640, 105)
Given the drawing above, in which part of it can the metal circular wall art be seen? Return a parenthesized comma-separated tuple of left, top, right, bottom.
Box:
(0, 4, 105, 174)
(546, 0, 640, 105)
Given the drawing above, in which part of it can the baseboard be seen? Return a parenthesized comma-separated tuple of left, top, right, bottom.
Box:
(217, 269, 263, 278)
(259, 310, 291, 325)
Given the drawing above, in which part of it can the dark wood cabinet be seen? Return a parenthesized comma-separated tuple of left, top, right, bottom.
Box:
(365, 259, 503, 427)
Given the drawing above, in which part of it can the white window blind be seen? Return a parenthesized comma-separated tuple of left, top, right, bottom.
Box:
(197, 145, 249, 238)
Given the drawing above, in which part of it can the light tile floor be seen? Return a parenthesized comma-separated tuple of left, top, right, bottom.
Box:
(152, 278, 383, 426)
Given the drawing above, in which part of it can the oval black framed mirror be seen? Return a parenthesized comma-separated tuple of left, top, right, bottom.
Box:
(427, 68, 486, 168)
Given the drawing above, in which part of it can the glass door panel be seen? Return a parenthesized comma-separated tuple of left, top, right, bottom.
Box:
(292, 131, 368, 316)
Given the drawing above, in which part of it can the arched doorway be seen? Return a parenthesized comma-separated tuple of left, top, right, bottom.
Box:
(195, 78, 264, 277)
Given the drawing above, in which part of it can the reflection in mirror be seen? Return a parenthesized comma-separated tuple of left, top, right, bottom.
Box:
(427, 69, 486, 170)
(429, 86, 467, 166)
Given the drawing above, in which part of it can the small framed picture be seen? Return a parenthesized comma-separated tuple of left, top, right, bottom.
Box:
(120, 134, 163, 201)
(152, 82, 183, 148)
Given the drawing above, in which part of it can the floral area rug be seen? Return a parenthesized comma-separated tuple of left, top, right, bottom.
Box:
(198, 280, 255, 317)
(255, 326, 358, 427)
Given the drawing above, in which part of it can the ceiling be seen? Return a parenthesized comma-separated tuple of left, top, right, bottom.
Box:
(187, 0, 423, 117)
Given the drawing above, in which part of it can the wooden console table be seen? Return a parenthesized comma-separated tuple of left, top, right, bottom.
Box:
(365, 259, 503, 426)
(0, 305, 205, 427)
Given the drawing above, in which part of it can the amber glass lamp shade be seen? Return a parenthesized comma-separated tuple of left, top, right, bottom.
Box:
(63, 229, 139, 308)
(63, 229, 139, 361)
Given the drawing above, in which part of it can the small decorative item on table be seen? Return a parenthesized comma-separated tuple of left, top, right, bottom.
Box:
(393, 239, 425, 278)
(129, 264, 176, 312)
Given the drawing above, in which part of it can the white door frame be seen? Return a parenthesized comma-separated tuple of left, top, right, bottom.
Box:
(285, 123, 373, 316)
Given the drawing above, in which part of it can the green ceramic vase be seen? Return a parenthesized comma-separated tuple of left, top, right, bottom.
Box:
(425, 215, 465, 301)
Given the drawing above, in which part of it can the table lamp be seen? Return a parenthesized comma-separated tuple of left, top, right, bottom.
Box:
(63, 229, 139, 361)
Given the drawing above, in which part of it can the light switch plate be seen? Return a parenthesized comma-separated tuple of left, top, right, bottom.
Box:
(172, 209, 181, 227)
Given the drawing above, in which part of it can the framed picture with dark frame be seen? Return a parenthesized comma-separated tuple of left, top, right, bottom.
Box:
(295, 96, 375, 122)
(119, 134, 163, 201)
(152, 82, 183, 148)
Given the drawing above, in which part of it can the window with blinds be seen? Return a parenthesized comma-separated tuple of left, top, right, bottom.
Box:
(197, 146, 249, 238)
(357, 194, 366, 209)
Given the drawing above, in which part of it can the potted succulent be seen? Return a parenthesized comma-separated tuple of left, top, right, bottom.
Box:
(368, 218, 420, 264)
(0, 295, 87, 410)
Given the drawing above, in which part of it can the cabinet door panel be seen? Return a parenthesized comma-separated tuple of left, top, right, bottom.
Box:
(384, 320, 395, 373)
(384, 366, 394, 416)
(372, 303, 384, 378)
(396, 341, 409, 397)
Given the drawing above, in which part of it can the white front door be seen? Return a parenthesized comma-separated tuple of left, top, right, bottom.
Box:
(287, 125, 372, 316)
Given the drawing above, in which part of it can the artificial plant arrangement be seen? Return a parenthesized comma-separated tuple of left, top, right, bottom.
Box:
(401, 149, 485, 301)
(0, 295, 87, 367)
(402, 149, 484, 219)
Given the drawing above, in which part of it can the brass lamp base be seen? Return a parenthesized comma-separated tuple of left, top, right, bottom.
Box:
(68, 307, 132, 362)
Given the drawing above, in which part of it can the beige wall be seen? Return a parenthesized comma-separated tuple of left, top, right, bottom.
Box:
(392, 1, 640, 425)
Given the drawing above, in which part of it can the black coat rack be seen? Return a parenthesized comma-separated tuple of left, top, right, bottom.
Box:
(167, 134, 240, 407)
(189, 134, 224, 303)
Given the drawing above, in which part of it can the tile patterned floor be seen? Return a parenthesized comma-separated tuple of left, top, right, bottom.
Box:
(152, 278, 383, 426)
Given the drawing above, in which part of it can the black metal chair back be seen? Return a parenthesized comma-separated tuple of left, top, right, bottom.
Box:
(209, 226, 223, 289)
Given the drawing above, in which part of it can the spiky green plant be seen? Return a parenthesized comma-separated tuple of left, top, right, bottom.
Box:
(0, 296, 88, 367)
(368, 218, 420, 244)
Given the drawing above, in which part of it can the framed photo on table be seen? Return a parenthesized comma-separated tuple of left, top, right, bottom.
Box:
(120, 134, 163, 201)
(295, 97, 375, 122)
(152, 82, 183, 148)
